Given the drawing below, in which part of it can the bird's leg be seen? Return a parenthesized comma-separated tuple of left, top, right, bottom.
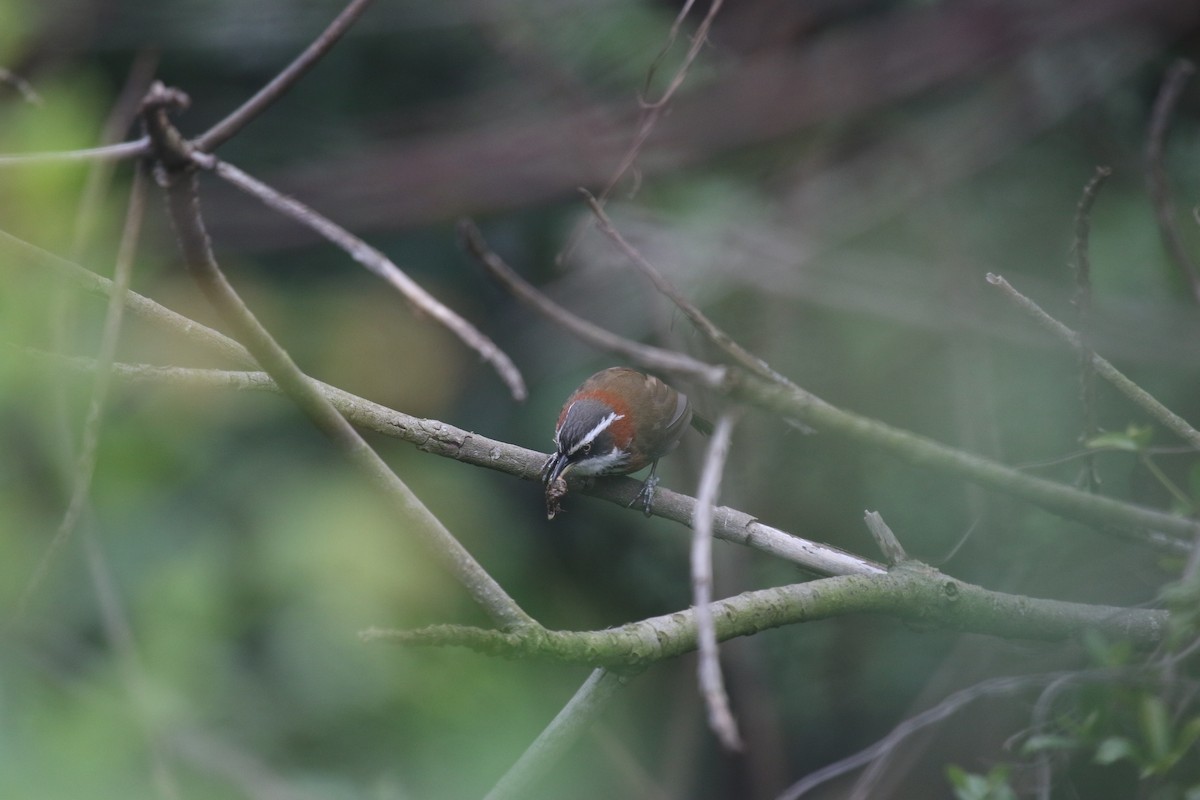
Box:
(629, 460, 661, 517)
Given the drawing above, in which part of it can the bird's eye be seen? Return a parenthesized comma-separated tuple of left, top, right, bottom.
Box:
(581, 443, 592, 454)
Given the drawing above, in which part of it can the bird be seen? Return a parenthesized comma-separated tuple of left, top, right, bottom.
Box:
(541, 367, 708, 519)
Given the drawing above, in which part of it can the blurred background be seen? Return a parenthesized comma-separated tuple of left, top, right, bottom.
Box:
(2, 0, 1200, 798)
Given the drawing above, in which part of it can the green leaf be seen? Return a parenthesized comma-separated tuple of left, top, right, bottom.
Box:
(1085, 425, 1152, 452)
(1094, 736, 1138, 765)
(1139, 694, 1172, 767)
(1158, 715, 1200, 775)
(1021, 734, 1079, 754)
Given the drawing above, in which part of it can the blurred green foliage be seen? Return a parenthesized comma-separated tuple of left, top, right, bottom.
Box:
(3, 0, 1200, 798)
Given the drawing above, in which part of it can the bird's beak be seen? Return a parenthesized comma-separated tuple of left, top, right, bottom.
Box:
(542, 452, 574, 486)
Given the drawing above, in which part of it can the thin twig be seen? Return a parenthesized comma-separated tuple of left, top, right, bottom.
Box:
(558, 0, 724, 262)
(0, 67, 43, 105)
(0, 138, 150, 167)
(198, 154, 526, 400)
(458, 218, 727, 389)
(986, 273, 1200, 450)
(484, 669, 630, 800)
(144, 88, 534, 630)
(1071, 166, 1111, 490)
(18, 164, 148, 616)
(691, 410, 743, 752)
(640, 0, 698, 102)
(640, 0, 719, 109)
(864, 511, 908, 565)
(584, 193, 782, 381)
(194, 0, 376, 152)
(1146, 59, 1200, 304)
(778, 667, 1164, 800)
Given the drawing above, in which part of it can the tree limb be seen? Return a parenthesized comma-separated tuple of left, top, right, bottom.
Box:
(363, 564, 1170, 668)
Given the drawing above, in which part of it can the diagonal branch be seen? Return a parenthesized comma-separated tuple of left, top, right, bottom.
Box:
(987, 272, 1200, 450)
(196, 154, 526, 400)
(194, 0, 376, 153)
(584, 193, 781, 381)
(31, 354, 884, 579)
(143, 87, 534, 631)
(460, 222, 1199, 551)
(459, 217, 726, 389)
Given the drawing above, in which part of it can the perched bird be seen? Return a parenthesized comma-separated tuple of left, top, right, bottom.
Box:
(542, 367, 706, 519)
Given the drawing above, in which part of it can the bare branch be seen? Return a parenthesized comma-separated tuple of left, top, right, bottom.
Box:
(458, 218, 727, 388)
(640, 0, 699, 102)
(558, 0, 724, 262)
(640, 0, 723, 111)
(364, 565, 1170, 667)
(734, 370, 1197, 553)
(194, 0, 376, 153)
(144, 89, 534, 630)
(32, 354, 885, 578)
(198, 154, 527, 400)
(691, 410, 743, 752)
(465, 215, 1198, 550)
(986, 272, 1200, 451)
(1146, 59, 1200, 304)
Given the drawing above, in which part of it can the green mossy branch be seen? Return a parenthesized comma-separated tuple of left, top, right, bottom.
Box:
(363, 564, 1169, 669)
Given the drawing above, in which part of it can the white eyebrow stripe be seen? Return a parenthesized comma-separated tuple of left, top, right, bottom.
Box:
(554, 401, 579, 449)
(568, 411, 624, 455)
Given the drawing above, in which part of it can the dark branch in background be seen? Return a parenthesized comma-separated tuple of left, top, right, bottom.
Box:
(141, 84, 534, 631)
(17, 165, 148, 616)
(194, 0, 376, 152)
(1146, 59, 1200, 304)
(558, 0, 725, 263)
(691, 410, 743, 752)
(986, 273, 1200, 451)
(194, 155, 526, 400)
(1071, 166, 1111, 491)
